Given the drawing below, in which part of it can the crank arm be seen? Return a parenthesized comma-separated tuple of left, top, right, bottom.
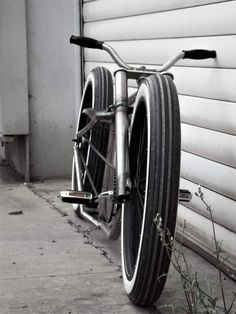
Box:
(60, 189, 114, 238)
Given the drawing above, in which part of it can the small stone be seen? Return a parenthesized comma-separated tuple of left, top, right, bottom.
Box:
(8, 210, 23, 215)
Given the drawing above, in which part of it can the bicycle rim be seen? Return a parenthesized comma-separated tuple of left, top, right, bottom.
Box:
(72, 67, 113, 213)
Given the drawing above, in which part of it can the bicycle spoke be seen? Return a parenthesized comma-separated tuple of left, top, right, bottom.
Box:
(134, 182, 144, 212)
(83, 136, 115, 170)
(79, 150, 98, 197)
(134, 117, 147, 227)
(135, 119, 147, 185)
(133, 184, 144, 230)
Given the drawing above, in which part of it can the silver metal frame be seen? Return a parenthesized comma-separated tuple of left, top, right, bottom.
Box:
(114, 70, 130, 201)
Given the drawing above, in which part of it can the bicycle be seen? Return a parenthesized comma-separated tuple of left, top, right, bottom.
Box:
(61, 36, 216, 306)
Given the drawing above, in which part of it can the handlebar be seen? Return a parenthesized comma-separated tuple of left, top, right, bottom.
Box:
(70, 35, 132, 70)
(70, 35, 216, 72)
(183, 49, 216, 59)
(70, 36, 104, 50)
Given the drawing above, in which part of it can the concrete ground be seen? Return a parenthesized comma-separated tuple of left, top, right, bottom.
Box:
(0, 164, 236, 314)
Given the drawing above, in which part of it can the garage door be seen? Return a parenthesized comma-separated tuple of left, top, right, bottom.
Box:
(82, 0, 236, 279)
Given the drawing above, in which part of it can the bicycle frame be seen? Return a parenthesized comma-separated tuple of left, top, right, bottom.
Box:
(72, 65, 191, 208)
(74, 66, 162, 205)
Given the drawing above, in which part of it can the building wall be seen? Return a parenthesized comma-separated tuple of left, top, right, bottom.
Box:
(26, 0, 81, 179)
(82, 0, 236, 273)
(0, 0, 29, 136)
(0, 0, 81, 180)
(0, 0, 29, 177)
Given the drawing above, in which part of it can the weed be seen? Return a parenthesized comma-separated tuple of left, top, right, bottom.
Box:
(154, 186, 236, 313)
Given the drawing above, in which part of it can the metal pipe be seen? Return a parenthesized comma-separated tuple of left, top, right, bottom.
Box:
(25, 135, 30, 182)
(103, 42, 184, 73)
(103, 43, 133, 70)
(114, 70, 130, 201)
(158, 51, 185, 72)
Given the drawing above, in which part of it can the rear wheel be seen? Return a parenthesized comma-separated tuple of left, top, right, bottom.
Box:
(121, 74, 181, 306)
(72, 67, 113, 215)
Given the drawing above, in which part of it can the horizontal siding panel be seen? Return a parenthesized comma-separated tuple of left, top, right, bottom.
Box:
(181, 151, 236, 200)
(85, 62, 236, 102)
(130, 93, 236, 136)
(84, 0, 230, 22)
(173, 67, 236, 102)
(181, 124, 236, 167)
(84, 35, 236, 69)
(177, 204, 236, 271)
(179, 95, 236, 135)
(126, 90, 236, 136)
(179, 178, 236, 232)
(84, 2, 236, 40)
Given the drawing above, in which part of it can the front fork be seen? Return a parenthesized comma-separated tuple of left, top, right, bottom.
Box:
(114, 70, 131, 202)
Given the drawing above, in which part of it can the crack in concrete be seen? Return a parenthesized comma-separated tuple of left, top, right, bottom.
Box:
(27, 184, 115, 266)
(0, 270, 116, 281)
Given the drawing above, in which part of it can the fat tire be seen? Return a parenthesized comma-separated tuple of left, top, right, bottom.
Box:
(72, 67, 113, 214)
(121, 74, 181, 306)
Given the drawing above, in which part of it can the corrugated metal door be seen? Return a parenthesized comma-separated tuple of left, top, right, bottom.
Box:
(81, 0, 236, 277)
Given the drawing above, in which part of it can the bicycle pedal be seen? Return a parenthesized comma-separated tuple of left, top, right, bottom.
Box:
(179, 189, 192, 202)
(60, 190, 93, 204)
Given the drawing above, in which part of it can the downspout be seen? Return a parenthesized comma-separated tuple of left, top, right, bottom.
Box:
(24, 0, 30, 182)
(73, 0, 84, 118)
(79, 0, 85, 90)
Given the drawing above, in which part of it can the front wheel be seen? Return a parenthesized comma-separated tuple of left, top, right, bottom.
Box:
(121, 74, 181, 306)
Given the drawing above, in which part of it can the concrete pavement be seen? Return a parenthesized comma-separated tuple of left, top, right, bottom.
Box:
(0, 164, 236, 313)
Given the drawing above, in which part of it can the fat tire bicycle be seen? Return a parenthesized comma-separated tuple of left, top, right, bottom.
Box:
(61, 36, 216, 306)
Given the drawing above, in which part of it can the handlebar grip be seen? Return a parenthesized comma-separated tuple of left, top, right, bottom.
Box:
(70, 35, 104, 50)
(183, 49, 216, 59)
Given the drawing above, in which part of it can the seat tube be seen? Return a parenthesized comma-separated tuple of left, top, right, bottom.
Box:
(114, 70, 130, 202)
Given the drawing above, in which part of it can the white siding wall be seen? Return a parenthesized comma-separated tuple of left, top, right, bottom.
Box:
(82, 0, 236, 274)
